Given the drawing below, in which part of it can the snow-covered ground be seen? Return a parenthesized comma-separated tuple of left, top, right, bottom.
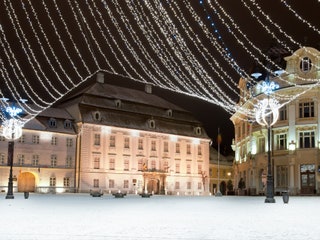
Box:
(0, 193, 319, 240)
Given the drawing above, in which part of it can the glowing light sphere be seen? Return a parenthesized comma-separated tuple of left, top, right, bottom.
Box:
(2, 119, 23, 140)
(255, 98, 280, 127)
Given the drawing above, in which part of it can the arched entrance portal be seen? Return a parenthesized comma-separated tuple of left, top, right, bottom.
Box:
(143, 173, 166, 194)
(18, 172, 35, 192)
(147, 179, 159, 194)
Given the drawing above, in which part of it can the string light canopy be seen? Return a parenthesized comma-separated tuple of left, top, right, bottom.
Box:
(0, 0, 319, 132)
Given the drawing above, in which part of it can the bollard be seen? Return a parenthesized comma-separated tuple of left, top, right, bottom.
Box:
(282, 191, 289, 204)
(24, 192, 29, 199)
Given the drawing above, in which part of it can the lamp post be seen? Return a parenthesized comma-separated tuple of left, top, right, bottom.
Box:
(1, 98, 24, 199)
(254, 78, 280, 203)
(215, 128, 222, 196)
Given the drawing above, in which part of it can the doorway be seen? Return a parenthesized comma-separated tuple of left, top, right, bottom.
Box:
(18, 172, 35, 192)
(300, 164, 315, 195)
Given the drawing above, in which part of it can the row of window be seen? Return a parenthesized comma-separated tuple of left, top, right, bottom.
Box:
(236, 101, 316, 140)
(50, 177, 71, 187)
(238, 130, 317, 159)
(0, 135, 74, 147)
(0, 153, 73, 168)
(93, 179, 204, 190)
(48, 118, 73, 129)
(93, 157, 203, 174)
(94, 134, 203, 155)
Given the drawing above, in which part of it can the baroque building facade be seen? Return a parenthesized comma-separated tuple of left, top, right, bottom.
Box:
(0, 73, 210, 195)
(231, 47, 320, 195)
(0, 108, 77, 193)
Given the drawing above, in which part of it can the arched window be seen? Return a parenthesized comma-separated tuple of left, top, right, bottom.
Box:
(64, 120, 72, 129)
(300, 57, 312, 73)
(92, 111, 101, 121)
(194, 127, 202, 135)
(148, 119, 155, 129)
(49, 118, 57, 128)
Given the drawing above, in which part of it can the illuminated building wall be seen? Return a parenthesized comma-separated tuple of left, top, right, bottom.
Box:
(61, 72, 211, 195)
(231, 47, 320, 196)
(0, 108, 77, 193)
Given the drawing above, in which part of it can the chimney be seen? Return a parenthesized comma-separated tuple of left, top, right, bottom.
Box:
(96, 72, 104, 83)
(145, 84, 152, 94)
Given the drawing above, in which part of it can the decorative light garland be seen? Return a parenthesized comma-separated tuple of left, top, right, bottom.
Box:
(0, 0, 318, 129)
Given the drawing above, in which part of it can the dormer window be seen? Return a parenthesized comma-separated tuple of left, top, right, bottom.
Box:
(166, 109, 173, 117)
(194, 127, 202, 135)
(300, 57, 312, 73)
(93, 111, 101, 121)
(148, 119, 155, 129)
(49, 118, 57, 128)
(115, 99, 122, 108)
(64, 120, 72, 129)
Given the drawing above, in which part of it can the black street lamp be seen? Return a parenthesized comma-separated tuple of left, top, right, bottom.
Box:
(254, 76, 280, 203)
(1, 98, 24, 199)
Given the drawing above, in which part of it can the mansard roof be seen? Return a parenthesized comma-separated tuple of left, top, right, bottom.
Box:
(59, 73, 209, 139)
(24, 107, 75, 134)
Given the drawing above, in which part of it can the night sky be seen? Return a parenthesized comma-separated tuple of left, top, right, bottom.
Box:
(0, 1, 319, 154)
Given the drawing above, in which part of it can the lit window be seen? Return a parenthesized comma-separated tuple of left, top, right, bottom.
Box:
(279, 106, 287, 121)
(299, 101, 314, 118)
(300, 57, 312, 72)
(276, 134, 287, 150)
(299, 131, 315, 148)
